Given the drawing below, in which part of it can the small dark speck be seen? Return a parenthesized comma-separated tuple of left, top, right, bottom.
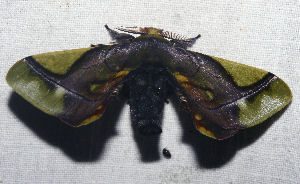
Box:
(162, 148, 171, 159)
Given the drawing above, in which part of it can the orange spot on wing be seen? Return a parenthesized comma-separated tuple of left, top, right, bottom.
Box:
(194, 119, 216, 139)
(183, 101, 217, 139)
(194, 114, 202, 121)
(174, 72, 189, 83)
(115, 70, 130, 78)
(79, 104, 107, 126)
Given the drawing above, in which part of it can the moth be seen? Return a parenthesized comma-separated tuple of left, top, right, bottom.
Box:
(6, 25, 292, 140)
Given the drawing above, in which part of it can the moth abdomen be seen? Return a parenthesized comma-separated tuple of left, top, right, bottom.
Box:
(124, 64, 175, 135)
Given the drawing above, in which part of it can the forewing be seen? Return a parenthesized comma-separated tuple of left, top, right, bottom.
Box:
(170, 52, 292, 140)
(6, 45, 141, 126)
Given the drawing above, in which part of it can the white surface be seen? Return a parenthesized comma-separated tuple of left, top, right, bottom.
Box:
(1, 1, 299, 184)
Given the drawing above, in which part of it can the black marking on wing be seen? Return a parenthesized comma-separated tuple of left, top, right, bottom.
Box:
(24, 57, 100, 103)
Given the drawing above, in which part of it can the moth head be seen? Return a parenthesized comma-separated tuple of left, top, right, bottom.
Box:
(105, 25, 168, 44)
(115, 26, 190, 41)
(116, 26, 162, 37)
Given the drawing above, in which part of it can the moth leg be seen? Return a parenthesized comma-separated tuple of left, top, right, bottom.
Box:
(105, 25, 135, 43)
(170, 34, 201, 49)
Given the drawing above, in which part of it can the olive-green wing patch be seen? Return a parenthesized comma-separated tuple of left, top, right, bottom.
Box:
(6, 60, 65, 116)
(237, 77, 292, 127)
(210, 56, 269, 87)
(33, 47, 93, 75)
